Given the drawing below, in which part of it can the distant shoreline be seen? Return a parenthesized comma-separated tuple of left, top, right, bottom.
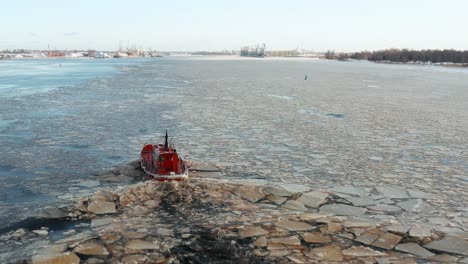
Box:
(2, 55, 468, 69)
(372, 60, 468, 68)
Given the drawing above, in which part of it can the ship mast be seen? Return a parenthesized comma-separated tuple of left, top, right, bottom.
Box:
(164, 130, 169, 149)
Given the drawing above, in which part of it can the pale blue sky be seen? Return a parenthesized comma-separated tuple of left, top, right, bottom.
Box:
(1, 0, 467, 51)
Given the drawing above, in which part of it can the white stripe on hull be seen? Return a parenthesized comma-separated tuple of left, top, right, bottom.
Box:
(140, 160, 189, 180)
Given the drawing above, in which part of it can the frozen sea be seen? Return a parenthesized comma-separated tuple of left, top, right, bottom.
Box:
(0, 56, 467, 230)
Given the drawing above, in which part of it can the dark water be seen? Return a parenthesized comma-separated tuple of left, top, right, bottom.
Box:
(0, 56, 467, 229)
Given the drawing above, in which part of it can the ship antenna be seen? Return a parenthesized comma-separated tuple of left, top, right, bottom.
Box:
(164, 130, 169, 149)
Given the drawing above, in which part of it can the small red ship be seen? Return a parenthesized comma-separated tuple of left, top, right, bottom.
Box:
(140, 130, 189, 181)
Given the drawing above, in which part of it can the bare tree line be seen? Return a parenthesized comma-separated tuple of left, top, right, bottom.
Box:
(325, 49, 468, 64)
